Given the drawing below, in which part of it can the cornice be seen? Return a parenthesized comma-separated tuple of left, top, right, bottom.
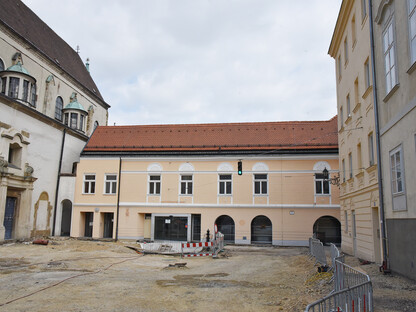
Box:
(328, 0, 354, 57)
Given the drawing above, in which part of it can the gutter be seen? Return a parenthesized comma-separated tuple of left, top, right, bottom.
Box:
(115, 157, 122, 241)
(368, 0, 389, 271)
(52, 128, 66, 236)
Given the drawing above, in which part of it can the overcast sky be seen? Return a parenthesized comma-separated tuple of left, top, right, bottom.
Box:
(22, 0, 342, 126)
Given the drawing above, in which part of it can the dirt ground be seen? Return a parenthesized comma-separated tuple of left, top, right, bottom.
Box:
(0, 238, 415, 312)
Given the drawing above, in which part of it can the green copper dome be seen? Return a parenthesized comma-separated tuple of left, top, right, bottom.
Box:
(63, 92, 87, 113)
(6, 61, 30, 75)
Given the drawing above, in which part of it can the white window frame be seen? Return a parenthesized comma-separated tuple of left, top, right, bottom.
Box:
(218, 174, 232, 195)
(314, 173, 330, 195)
(390, 146, 405, 195)
(254, 174, 268, 195)
(104, 174, 117, 195)
(180, 175, 193, 195)
(148, 175, 161, 195)
(383, 19, 398, 95)
(83, 174, 96, 194)
(409, 0, 416, 65)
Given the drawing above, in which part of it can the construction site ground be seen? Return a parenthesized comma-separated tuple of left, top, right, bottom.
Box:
(0, 238, 415, 312)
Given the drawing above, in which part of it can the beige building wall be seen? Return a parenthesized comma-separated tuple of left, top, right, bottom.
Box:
(329, 0, 382, 263)
(72, 156, 340, 245)
(371, 0, 416, 279)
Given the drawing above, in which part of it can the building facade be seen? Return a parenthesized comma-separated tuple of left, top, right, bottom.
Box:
(72, 119, 340, 246)
(371, 0, 416, 280)
(0, 0, 109, 241)
(329, 0, 383, 263)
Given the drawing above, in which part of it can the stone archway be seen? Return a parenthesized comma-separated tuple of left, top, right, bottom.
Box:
(313, 215, 341, 246)
(215, 215, 235, 243)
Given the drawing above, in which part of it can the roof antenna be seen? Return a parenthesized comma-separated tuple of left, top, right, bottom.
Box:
(76, 45, 80, 54)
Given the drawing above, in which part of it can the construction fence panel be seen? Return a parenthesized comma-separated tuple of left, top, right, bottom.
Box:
(310, 238, 327, 266)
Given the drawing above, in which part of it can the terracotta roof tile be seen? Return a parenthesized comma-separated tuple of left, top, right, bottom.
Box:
(0, 0, 107, 105)
(84, 116, 338, 153)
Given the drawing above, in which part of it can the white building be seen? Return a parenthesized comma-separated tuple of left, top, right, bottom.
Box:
(0, 0, 109, 241)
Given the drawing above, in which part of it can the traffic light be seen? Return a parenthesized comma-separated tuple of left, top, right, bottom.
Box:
(238, 161, 242, 175)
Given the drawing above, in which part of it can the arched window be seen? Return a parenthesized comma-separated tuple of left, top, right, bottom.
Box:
(55, 96, 63, 121)
(0, 58, 4, 71)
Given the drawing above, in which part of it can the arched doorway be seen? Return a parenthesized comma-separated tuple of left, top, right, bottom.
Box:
(215, 215, 235, 243)
(60, 200, 72, 236)
(251, 215, 272, 244)
(313, 216, 341, 246)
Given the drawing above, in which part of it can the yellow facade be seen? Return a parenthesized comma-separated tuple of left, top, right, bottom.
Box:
(72, 156, 340, 246)
(329, 0, 382, 262)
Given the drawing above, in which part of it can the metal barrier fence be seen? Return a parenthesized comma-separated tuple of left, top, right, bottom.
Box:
(306, 239, 373, 312)
(181, 232, 225, 258)
(309, 238, 327, 266)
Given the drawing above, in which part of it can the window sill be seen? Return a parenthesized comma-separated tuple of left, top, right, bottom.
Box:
(103, 193, 116, 196)
(383, 83, 399, 103)
(355, 170, 364, 178)
(218, 194, 232, 197)
(147, 194, 161, 197)
(82, 193, 95, 195)
(254, 194, 268, 197)
(339, 126, 344, 134)
(345, 115, 352, 125)
(407, 61, 416, 75)
(315, 194, 331, 197)
(365, 164, 377, 173)
(353, 102, 361, 114)
(362, 85, 373, 99)
(179, 194, 193, 197)
(361, 15, 368, 28)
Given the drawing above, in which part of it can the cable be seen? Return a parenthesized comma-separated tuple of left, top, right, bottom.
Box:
(0, 255, 141, 307)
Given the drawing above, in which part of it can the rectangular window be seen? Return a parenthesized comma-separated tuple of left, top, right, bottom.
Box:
(342, 159, 346, 182)
(390, 147, 404, 194)
(315, 173, 330, 195)
(340, 106, 344, 126)
(84, 174, 96, 194)
(219, 174, 232, 195)
(361, 0, 367, 21)
(1, 77, 6, 94)
(180, 175, 193, 195)
(352, 15, 357, 46)
(22, 80, 29, 102)
(346, 94, 351, 117)
(364, 58, 371, 89)
(30, 83, 36, 107)
(344, 37, 349, 64)
(105, 174, 117, 194)
(368, 132, 375, 166)
(254, 174, 268, 195)
(70, 113, 78, 129)
(80, 114, 85, 131)
(348, 153, 353, 179)
(354, 78, 359, 106)
(149, 175, 161, 195)
(338, 55, 342, 80)
(344, 210, 348, 233)
(64, 113, 69, 126)
(383, 21, 397, 94)
(409, 0, 416, 64)
(357, 143, 362, 172)
(8, 77, 19, 98)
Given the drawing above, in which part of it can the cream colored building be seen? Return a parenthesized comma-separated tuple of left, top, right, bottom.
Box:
(0, 0, 109, 241)
(371, 0, 416, 280)
(329, 0, 383, 263)
(72, 119, 340, 246)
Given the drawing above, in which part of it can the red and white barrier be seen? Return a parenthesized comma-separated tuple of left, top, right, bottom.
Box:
(182, 242, 213, 248)
(181, 232, 224, 258)
(182, 253, 214, 257)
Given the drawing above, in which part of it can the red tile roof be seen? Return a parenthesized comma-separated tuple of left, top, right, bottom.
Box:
(0, 0, 108, 106)
(83, 116, 338, 153)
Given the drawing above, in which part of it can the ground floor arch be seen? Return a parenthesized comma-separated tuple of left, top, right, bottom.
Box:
(60, 199, 72, 236)
(215, 215, 235, 243)
(251, 215, 272, 244)
(313, 215, 341, 245)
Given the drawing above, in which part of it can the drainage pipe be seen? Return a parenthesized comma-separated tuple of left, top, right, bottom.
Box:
(115, 157, 122, 241)
(52, 128, 66, 236)
(368, 0, 388, 268)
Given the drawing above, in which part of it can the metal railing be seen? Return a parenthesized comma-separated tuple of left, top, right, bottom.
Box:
(309, 237, 327, 266)
(306, 239, 373, 312)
